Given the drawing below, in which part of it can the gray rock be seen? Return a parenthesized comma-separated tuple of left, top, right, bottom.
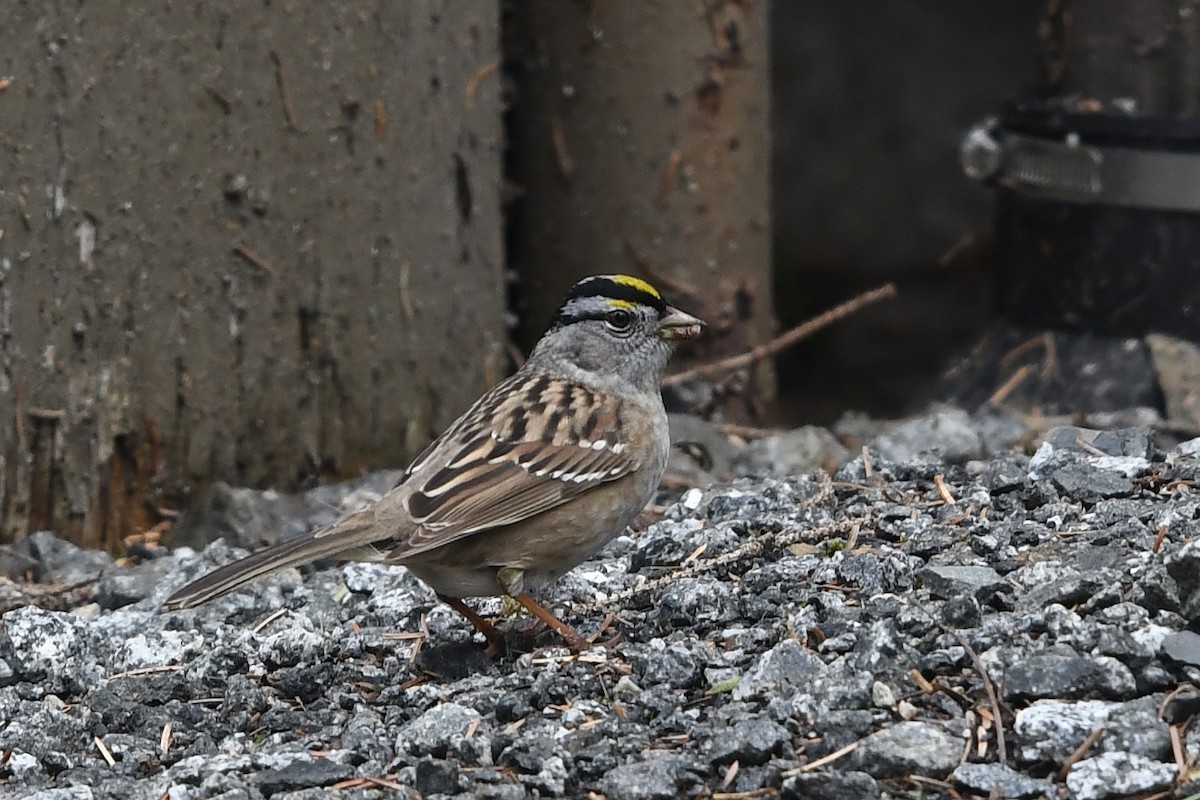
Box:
(1095, 695, 1173, 760)
(1161, 684, 1200, 725)
(1013, 700, 1115, 764)
(0, 657, 15, 688)
(789, 666, 875, 721)
(340, 705, 393, 765)
(942, 595, 982, 628)
(733, 639, 826, 702)
(168, 481, 311, 551)
(5, 750, 45, 783)
(522, 754, 569, 795)
(629, 639, 703, 690)
(1161, 633, 1200, 671)
(667, 413, 739, 484)
(805, 710, 875, 757)
(5, 531, 113, 583)
(94, 558, 178, 610)
(973, 408, 1035, 456)
(414, 758, 461, 795)
(1166, 542, 1200, 617)
(871, 681, 897, 709)
(113, 630, 204, 672)
(398, 703, 482, 758)
(979, 455, 1028, 493)
(1012, 695, 1171, 767)
(1016, 572, 1117, 615)
(870, 407, 983, 463)
(918, 565, 1005, 601)
(732, 426, 849, 477)
(599, 754, 701, 800)
(952, 762, 1048, 798)
(834, 551, 914, 595)
(257, 626, 329, 669)
(654, 574, 740, 631)
(16, 789, 95, 800)
(708, 716, 791, 766)
(781, 771, 879, 800)
(1065, 752, 1175, 800)
(1050, 464, 1133, 503)
(1002, 652, 1107, 701)
(848, 721, 961, 778)
(254, 757, 354, 795)
(0, 606, 106, 692)
(473, 784, 528, 800)
(1041, 426, 1154, 459)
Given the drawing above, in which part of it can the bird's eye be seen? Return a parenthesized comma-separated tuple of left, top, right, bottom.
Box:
(605, 308, 634, 332)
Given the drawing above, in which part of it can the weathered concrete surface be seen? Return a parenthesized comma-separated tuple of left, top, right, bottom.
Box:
(506, 0, 775, 419)
(0, 2, 505, 549)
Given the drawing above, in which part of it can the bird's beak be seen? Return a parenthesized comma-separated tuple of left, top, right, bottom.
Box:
(658, 306, 705, 340)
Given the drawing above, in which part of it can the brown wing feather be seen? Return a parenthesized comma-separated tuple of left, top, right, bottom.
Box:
(385, 372, 637, 560)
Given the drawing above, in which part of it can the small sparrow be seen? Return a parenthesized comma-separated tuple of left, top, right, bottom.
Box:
(164, 274, 703, 654)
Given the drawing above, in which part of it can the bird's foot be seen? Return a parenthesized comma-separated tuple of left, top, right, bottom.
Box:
(511, 592, 594, 652)
(438, 594, 508, 658)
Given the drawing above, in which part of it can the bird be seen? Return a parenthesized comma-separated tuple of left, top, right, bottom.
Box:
(163, 274, 704, 654)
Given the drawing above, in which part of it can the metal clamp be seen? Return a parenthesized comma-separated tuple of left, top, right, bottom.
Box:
(962, 119, 1200, 212)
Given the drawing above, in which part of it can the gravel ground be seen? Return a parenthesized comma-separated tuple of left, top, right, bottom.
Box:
(3, 407, 1200, 800)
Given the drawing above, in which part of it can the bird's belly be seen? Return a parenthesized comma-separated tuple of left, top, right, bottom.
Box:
(401, 473, 654, 598)
(404, 561, 509, 598)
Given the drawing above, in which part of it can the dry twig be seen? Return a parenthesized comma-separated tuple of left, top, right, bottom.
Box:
(1057, 724, 1106, 781)
(465, 61, 498, 110)
(252, 608, 289, 634)
(656, 149, 683, 210)
(1170, 722, 1189, 780)
(551, 115, 574, 179)
(93, 736, 116, 767)
(269, 50, 299, 130)
(783, 740, 859, 775)
(374, 99, 387, 140)
(663, 283, 897, 387)
(957, 630, 1007, 765)
(399, 261, 414, 322)
(906, 775, 964, 799)
(934, 474, 956, 505)
(712, 421, 783, 440)
(232, 241, 275, 276)
(987, 363, 1031, 406)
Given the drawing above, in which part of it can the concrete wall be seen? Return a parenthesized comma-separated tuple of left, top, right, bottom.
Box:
(0, 2, 505, 547)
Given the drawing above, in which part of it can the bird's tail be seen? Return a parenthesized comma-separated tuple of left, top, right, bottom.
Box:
(162, 511, 379, 610)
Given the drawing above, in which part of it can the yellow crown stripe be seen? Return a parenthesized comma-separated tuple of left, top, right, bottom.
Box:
(607, 298, 638, 310)
(610, 274, 661, 299)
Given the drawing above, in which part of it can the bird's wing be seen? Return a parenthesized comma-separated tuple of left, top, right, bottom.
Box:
(383, 372, 639, 560)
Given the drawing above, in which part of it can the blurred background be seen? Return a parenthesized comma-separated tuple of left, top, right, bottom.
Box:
(772, 1, 1041, 421)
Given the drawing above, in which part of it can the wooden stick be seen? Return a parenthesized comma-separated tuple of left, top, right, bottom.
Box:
(269, 51, 299, 130)
(232, 241, 275, 276)
(465, 61, 498, 110)
(1057, 724, 1106, 781)
(987, 364, 1031, 406)
(550, 115, 574, 179)
(663, 283, 897, 387)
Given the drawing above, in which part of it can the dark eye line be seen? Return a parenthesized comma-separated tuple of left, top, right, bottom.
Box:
(606, 308, 633, 329)
(554, 305, 646, 329)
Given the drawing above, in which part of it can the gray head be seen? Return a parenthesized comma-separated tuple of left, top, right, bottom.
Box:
(528, 274, 705, 394)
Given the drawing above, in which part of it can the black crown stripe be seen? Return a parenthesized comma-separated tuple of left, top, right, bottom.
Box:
(563, 277, 668, 313)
